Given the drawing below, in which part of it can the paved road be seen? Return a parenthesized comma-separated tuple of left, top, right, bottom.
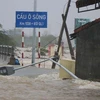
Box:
(0, 57, 59, 77)
(13, 65, 59, 78)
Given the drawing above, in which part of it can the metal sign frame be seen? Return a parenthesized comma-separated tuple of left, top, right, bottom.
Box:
(16, 11, 47, 28)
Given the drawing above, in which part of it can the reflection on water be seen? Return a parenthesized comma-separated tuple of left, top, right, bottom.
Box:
(0, 73, 100, 100)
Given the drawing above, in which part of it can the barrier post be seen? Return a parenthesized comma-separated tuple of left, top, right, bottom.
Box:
(38, 31, 40, 68)
(22, 31, 24, 66)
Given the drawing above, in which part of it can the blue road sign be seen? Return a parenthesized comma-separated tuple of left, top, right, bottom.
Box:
(16, 11, 47, 28)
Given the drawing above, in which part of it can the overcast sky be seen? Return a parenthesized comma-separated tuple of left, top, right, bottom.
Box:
(0, 0, 100, 36)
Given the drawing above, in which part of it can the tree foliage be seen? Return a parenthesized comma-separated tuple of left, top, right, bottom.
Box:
(0, 24, 16, 46)
(0, 32, 15, 46)
(0, 24, 2, 28)
(39, 34, 57, 47)
(4, 28, 58, 47)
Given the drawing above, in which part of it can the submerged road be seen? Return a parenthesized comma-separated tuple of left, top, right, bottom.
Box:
(13, 65, 59, 78)
(0, 59, 100, 100)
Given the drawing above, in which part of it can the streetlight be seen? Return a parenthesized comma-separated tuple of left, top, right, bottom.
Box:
(32, 0, 37, 63)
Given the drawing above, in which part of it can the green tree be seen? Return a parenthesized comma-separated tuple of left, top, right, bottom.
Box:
(0, 24, 2, 28)
(0, 24, 16, 46)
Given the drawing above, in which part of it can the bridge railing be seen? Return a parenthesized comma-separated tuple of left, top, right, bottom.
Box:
(0, 45, 14, 60)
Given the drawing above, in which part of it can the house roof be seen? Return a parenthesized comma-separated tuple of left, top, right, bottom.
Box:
(76, 0, 100, 8)
(75, 18, 100, 33)
(70, 18, 100, 40)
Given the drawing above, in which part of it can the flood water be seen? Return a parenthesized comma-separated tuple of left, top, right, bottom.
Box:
(0, 67, 100, 100)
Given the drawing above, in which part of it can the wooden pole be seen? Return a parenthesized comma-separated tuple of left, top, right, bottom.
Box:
(62, 14, 75, 59)
(57, 0, 71, 53)
(52, 0, 73, 69)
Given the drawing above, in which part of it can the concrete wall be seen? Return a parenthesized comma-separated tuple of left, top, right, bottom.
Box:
(75, 22, 100, 80)
(59, 59, 75, 79)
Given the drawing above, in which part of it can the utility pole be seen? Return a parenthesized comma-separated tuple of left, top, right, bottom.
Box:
(62, 14, 75, 59)
(57, 0, 71, 53)
(32, 0, 37, 63)
(52, 0, 75, 69)
(57, 0, 75, 59)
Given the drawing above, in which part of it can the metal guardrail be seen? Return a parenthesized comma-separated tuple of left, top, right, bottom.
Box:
(0, 45, 14, 60)
(0, 56, 78, 79)
(14, 57, 78, 79)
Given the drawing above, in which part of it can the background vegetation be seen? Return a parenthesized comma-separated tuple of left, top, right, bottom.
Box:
(0, 24, 15, 46)
(0, 24, 58, 48)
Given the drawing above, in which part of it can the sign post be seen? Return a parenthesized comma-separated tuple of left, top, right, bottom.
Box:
(16, 11, 47, 64)
(16, 11, 47, 28)
(74, 18, 90, 47)
(32, 0, 37, 64)
(75, 18, 90, 29)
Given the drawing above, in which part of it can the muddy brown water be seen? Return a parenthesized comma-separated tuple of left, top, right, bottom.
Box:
(0, 50, 99, 99)
(0, 61, 100, 100)
(0, 72, 100, 100)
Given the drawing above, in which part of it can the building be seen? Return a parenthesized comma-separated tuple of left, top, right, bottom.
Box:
(70, 18, 100, 80)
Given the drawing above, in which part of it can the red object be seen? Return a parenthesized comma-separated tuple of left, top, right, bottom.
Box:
(22, 31, 24, 66)
(48, 45, 51, 56)
(22, 31, 24, 48)
(38, 31, 40, 68)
